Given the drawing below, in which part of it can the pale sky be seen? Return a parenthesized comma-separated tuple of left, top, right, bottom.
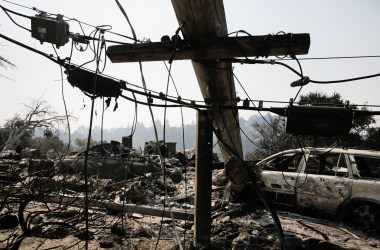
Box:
(1, 0, 380, 130)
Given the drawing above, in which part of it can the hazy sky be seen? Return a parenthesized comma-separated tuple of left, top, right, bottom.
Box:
(1, 0, 380, 130)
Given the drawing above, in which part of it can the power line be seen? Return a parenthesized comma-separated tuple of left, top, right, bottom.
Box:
(3, 2, 379, 86)
(3, 20, 380, 111)
(1, 0, 138, 42)
(0, 5, 31, 32)
(278, 55, 380, 61)
(1, 0, 35, 11)
(3, 31, 380, 111)
(310, 73, 380, 84)
(226, 58, 380, 86)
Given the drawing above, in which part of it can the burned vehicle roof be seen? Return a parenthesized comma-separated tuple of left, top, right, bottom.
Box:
(255, 147, 380, 234)
(257, 147, 380, 162)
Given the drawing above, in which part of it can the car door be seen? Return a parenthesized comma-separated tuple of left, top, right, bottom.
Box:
(259, 151, 306, 206)
(295, 151, 353, 213)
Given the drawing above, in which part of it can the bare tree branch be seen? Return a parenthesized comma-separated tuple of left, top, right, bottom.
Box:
(1, 99, 67, 151)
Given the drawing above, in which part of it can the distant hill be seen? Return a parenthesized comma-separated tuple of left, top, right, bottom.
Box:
(56, 114, 271, 158)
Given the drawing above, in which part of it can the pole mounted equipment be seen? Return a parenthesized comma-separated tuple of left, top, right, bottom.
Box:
(31, 12, 70, 48)
(64, 65, 125, 98)
(290, 76, 310, 87)
(285, 105, 353, 136)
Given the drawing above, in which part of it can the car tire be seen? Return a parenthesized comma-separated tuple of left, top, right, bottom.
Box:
(351, 203, 380, 233)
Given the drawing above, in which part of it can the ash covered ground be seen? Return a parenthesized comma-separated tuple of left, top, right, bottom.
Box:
(0, 152, 379, 250)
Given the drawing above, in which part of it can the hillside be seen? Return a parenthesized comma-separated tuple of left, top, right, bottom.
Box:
(55, 114, 266, 158)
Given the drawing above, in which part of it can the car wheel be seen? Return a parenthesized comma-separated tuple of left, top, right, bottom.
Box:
(351, 204, 380, 233)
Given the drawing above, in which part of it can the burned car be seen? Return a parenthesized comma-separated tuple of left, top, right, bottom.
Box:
(56, 142, 161, 180)
(255, 147, 380, 233)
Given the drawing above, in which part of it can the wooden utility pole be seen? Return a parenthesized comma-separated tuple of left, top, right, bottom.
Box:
(194, 111, 213, 247)
(106, 2, 310, 194)
(106, 1, 310, 247)
(170, 0, 247, 193)
(172, 2, 245, 246)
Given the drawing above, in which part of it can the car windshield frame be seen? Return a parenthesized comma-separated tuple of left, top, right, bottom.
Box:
(348, 154, 380, 179)
(259, 151, 307, 173)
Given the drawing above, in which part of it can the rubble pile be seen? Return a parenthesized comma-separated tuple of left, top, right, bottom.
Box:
(0, 145, 379, 249)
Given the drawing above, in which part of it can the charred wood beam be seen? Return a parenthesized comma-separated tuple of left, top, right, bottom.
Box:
(106, 34, 310, 63)
(44, 194, 194, 221)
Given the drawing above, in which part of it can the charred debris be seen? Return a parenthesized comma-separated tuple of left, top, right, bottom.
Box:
(1, 137, 379, 249)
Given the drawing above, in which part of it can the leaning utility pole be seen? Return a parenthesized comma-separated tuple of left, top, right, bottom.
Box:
(170, 0, 247, 194)
(170, 3, 247, 245)
(107, 2, 309, 195)
(106, 0, 310, 247)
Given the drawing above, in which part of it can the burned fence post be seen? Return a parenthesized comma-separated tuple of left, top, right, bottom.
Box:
(194, 110, 213, 247)
(122, 135, 133, 148)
